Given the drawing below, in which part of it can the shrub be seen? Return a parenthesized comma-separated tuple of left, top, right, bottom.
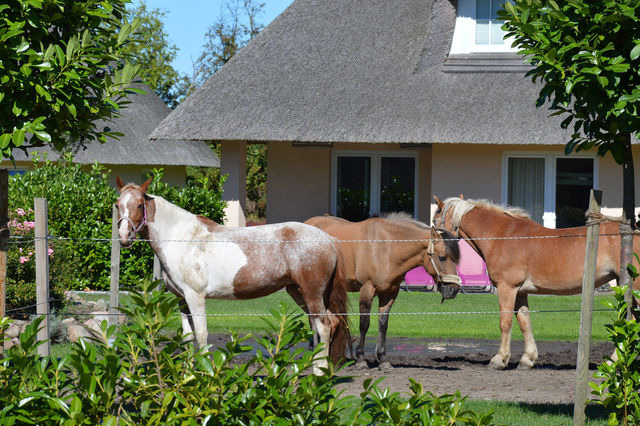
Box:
(0, 282, 492, 424)
(8, 155, 225, 292)
(590, 285, 640, 425)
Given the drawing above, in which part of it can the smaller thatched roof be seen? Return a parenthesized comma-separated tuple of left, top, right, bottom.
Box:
(12, 85, 219, 167)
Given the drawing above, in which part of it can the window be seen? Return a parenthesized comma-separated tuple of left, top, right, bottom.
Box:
(332, 152, 417, 221)
(476, 0, 507, 45)
(502, 153, 597, 228)
(450, 0, 516, 54)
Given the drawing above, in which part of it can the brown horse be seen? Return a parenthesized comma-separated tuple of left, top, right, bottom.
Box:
(115, 177, 349, 375)
(433, 195, 640, 369)
(305, 213, 461, 368)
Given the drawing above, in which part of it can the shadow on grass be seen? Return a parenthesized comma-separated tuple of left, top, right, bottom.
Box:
(516, 402, 607, 422)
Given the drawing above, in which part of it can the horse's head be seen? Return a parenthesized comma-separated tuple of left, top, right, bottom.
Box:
(424, 227, 462, 303)
(432, 194, 467, 235)
(115, 176, 152, 248)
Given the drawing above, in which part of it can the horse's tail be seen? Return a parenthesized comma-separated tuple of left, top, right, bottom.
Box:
(328, 242, 351, 364)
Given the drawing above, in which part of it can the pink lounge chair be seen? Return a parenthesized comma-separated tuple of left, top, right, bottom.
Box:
(403, 240, 492, 292)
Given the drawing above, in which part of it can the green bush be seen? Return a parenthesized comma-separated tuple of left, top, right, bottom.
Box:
(8, 155, 226, 293)
(590, 285, 640, 426)
(0, 282, 493, 424)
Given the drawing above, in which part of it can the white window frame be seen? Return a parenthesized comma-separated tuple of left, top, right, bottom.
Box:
(330, 151, 419, 218)
(501, 152, 599, 228)
(450, 0, 517, 54)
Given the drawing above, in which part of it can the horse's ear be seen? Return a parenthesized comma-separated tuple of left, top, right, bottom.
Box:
(116, 176, 125, 192)
(459, 194, 464, 200)
(140, 177, 152, 193)
(433, 195, 444, 209)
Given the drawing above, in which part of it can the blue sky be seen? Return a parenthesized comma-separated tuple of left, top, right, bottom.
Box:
(139, 1, 294, 76)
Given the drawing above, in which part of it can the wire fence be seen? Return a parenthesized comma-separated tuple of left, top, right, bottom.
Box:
(6, 230, 623, 319)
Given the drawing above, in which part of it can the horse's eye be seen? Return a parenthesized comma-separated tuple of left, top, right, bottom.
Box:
(439, 256, 447, 262)
(138, 205, 143, 209)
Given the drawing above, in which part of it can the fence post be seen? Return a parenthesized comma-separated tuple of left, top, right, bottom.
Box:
(34, 198, 50, 358)
(109, 205, 120, 329)
(0, 170, 8, 354)
(573, 189, 602, 424)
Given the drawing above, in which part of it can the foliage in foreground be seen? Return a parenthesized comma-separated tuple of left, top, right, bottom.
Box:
(0, 281, 492, 425)
(590, 285, 640, 425)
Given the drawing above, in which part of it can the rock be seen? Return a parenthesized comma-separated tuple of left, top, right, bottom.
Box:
(65, 291, 85, 304)
(67, 324, 93, 344)
(91, 311, 111, 325)
(94, 299, 107, 311)
(5, 321, 25, 339)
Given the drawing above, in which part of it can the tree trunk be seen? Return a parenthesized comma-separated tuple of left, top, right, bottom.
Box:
(619, 133, 635, 320)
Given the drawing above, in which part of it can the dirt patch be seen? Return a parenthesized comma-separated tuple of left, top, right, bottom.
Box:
(209, 334, 613, 404)
(335, 338, 613, 404)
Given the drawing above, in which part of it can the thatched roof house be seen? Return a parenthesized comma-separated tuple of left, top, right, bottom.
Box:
(151, 0, 635, 227)
(7, 86, 219, 187)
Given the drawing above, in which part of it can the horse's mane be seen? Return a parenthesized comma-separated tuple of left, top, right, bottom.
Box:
(384, 212, 430, 230)
(439, 197, 530, 231)
(384, 212, 460, 264)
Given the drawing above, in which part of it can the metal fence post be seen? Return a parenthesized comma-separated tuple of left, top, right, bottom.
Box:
(109, 205, 120, 329)
(573, 189, 602, 424)
(34, 197, 50, 357)
(0, 170, 8, 354)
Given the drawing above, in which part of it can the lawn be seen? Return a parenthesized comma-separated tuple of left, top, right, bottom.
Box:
(200, 290, 616, 341)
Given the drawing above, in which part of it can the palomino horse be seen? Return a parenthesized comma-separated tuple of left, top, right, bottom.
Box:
(433, 195, 640, 369)
(305, 213, 461, 368)
(115, 177, 349, 375)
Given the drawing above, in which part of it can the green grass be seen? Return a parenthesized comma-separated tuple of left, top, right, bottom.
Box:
(201, 290, 616, 341)
(464, 400, 607, 425)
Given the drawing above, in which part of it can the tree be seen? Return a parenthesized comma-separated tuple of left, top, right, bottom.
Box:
(177, 0, 264, 101)
(500, 0, 640, 294)
(0, 0, 140, 319)
(180, 0, 267, 220)
(123, 1, 181, 108)
(0, 0, 141, 157)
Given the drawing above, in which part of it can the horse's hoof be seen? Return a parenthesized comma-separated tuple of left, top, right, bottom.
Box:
(378, 361, 393, 371)
(518, 356, 536, 369)
(489, 355, 507, 370)
(355, 360, 368, 370)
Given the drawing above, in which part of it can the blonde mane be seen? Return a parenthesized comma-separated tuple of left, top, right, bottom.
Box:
(383, 212, 430, 230)
(439, 198, 530, 230)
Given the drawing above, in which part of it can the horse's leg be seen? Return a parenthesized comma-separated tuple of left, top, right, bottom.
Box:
(285, 284, 316, 348)
(375, 291, 396, 370)
(514, 293, 538, 369)
(356, 283, 375, 369)
(490, 283, 518, 370)
(178, 297, 195, 343)
(183, 288, 208, 350)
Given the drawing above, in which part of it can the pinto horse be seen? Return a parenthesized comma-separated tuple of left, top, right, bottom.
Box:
(305, 213, 461, 368)
(115, 177, 349, 375)
(433, 195, 640, 370)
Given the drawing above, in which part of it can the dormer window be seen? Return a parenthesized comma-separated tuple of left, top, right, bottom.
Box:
(450, 0, 516, 54)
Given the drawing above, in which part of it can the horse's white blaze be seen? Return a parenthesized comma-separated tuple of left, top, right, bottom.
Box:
(118, 192, 134, 242)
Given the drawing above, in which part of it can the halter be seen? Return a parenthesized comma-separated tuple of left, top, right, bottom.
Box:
(427, 231, 462, 286)
(118, 198, 147, 237)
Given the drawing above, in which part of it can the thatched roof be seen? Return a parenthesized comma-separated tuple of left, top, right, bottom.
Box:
(150, 0, 572, 145)
(13, 85, 219, 166)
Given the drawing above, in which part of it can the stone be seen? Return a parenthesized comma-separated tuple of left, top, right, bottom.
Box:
(67, 324, 93, 344)
(93, 299, 107, 311)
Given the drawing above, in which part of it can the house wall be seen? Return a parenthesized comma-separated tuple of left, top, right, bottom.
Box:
(266, 142, 432, 223)
(430, 143, 640, 223)
(266, 142, 332, 223)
